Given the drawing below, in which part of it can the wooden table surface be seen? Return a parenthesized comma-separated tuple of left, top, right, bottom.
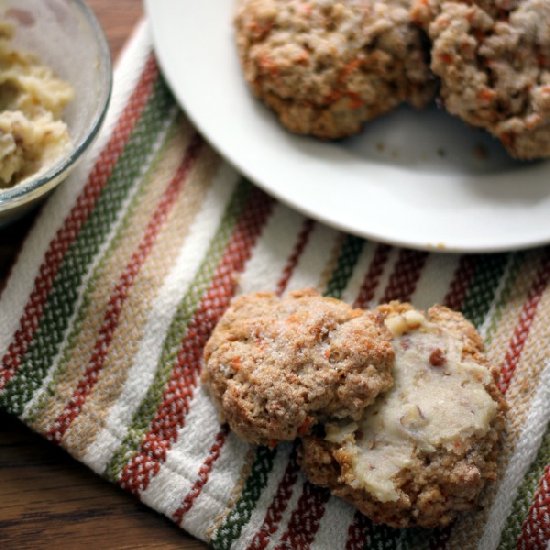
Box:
(0, 2, 206, 548)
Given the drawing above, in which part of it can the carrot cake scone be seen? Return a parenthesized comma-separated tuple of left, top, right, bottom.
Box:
(234, 0, 435, 139)
(201, 289, 395, 446)
(0, 22, 74, 188)
(412, 0, 550, 159)
(300, 302, 506, 528)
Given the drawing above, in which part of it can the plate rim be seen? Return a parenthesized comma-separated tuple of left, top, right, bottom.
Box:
(145, 0, 550, 253)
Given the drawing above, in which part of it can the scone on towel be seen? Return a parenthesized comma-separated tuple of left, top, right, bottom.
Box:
(201, 289, 395, 446)
(201, 292, 506, 528)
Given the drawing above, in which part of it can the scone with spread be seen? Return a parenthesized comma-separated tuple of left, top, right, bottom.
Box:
(411, 0, 550, 159)
(234, 0, 435, 139)
(201, 289, 395, 446)
(300, 302, 506, 528)
(0, 22, 74, 187)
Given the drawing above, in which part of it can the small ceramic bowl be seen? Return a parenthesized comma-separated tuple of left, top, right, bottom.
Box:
(0, 0, 112, 226)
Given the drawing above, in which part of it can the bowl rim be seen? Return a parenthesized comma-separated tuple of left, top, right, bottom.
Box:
(0, 0, 113, 208)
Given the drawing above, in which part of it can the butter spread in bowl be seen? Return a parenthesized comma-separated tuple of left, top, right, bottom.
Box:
(0, 21, 74, 188)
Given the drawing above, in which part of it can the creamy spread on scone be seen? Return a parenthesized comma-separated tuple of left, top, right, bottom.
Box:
(234, 0, 435, 139)
(301, 303, 506, 528)
(325, 308, 497, 504)
(0, 22, 74, 187)
(201, 289, 395, 446)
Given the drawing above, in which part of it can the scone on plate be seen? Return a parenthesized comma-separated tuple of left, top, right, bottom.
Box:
(411, 0, 550, 159)
(201, 289, 395, 446)
(300, 302, 506, 528)
(234, 0, 435, 139)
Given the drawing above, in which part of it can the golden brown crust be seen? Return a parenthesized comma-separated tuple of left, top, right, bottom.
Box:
(300, 302, 507, 529)
(411, 0, 550, 159)
(202, 289, 395, 445)
(234, 0, 435, 139)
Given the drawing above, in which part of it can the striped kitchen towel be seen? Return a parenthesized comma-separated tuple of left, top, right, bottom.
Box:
(0, 21, 549, 550)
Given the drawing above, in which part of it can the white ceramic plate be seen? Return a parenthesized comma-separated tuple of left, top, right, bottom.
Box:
(146, 0, 550, 252)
